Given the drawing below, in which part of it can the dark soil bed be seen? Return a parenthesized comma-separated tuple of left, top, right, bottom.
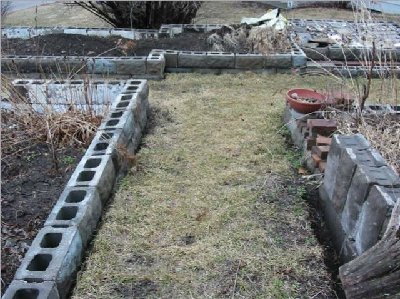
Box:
(1, 142, 85, 294)
(1, 32, 211, 57)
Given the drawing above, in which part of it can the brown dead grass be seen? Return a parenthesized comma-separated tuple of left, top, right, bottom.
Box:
(72, 73, 338, 299)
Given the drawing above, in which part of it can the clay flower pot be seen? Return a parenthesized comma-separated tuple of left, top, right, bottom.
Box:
(286, 88, 327, 114)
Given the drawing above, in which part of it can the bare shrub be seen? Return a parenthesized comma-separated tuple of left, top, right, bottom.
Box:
(1, 0, 12, 24)
(74, 1, 202, 29)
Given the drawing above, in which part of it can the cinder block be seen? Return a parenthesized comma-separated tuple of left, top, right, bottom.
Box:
(66, 154, 116, 204)
(163, 50, 179, 68)
(2, 280, 59, 299)
(183, 24, 206, 33)
(341, 164, 400, 235)
(14, 226, 83, 299)
(146, 53, 165, 78)
(113, 92, 148, 131)
(87, 58, 117, 74)
(329, 46, 362, 60)
(115, 57, 146, 75)
(235, 54, 264, 69)
(264, 54, 292, 68)
(302, 46, 329, 60)
(178, 51, 207, 68)
(44, 187, 102, 247)
(205, 52, 234, 68)
(206, 24, 223, 32)
(291, 50, 307, 68)
(354, 186, 399, 254)
(98, 108, 135, 139)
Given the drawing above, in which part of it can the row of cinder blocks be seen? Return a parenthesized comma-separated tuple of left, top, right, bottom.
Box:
(2, 54, 165, 78)
(319, 134, 400, 262)
(2, 80, 149, 299)
(2, 24, 224, 40)
(150, 49, 307, 69)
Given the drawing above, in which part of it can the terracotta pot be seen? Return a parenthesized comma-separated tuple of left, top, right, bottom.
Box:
(286, 88, 327, 114)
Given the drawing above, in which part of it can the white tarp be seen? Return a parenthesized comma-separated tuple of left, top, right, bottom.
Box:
(241, 9, 287, 30)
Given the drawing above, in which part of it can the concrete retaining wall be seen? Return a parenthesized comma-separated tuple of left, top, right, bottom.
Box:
(2, 80, 149, 299)
(1, 24, 224, 40)
(1, 54, 165, 79)
(319, 134, 400, 262)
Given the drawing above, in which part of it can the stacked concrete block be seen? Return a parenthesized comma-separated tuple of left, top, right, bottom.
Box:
(341, 164, 400, 234)
(114, 57, 147, 76)
(264, 53, 292, 68)
(205, 52, 235, 69)
(14, 227, 83, 299)
(183, 24, 207, 33)
(146, 52, 165, 78)
(291, 49, 308, 68)
(320, 133, 400, 262)
(44, 187, 102, 247)
(178, 51, 207, 68)
(87, 57, 117, 75)
(66, 153, 116, 204)
(235, 54, 267, 69)
(2, 281, 60, 299)
(354, 186, 400, 254)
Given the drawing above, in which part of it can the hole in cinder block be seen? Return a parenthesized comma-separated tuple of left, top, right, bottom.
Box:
(100, 133, 113, 141)
(12, 288, 39, 299)
(56, 206, 78, 220)
(53, 80, 65, 84)
(120, 95, 132, 101)
(84, 158, 101, 168)
(111, 111, 123, 118)
(126, 86, 138, 91)
(117, 101, 129, 108)
(65, 190, 87, 203)
(16, 80, 29, 84)
(108, 81, 120, 85)
(31, 81, 42, 84)
(51, 225, 69, 228)
(94, 142, 109, 151)
(40, 233, 62, 248)
(106, 119, 119, 126)
(27, 254, 52, 271)
(77, 171, 95, 182)
(70, 80, 83, 84)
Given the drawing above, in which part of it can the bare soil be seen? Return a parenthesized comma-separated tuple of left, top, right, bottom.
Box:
(1, 32, 211, 57)
(1, 141, 84, 294)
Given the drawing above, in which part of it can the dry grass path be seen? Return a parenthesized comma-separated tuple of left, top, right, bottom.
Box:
(73, 73, 335, 299)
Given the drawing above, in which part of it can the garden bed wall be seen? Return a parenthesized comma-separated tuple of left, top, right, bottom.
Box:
(291, 19, 400, 62)
(283, 104, 400, 298)
(2, 79, 149, 299)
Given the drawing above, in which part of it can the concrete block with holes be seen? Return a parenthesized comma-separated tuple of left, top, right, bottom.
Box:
(86, 57, 117, 74)
(115, 57, 147, 75)
(146, 53, 165, 78)
(354, 186, 400, 254)
(14, 226, 83, 299)
(341, 164, 400, 235)
(66, 154, 116, 204)
(291, 49, 307, 68)
(2, 280, 59, 299)
(44, 187, 102, 247)
(98, 108, 135, 139)
(205, 52, 235, 68)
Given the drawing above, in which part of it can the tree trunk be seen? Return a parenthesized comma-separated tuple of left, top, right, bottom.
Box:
(339, 200, 400, 298)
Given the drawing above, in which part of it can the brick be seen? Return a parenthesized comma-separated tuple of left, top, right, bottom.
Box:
(307, 119, 337, 137)
(2, 281, 59, 299)
(319, 161, 327, 172)
(311, 145, 330, 160)
(306, 137, 316, 150)
(316, 135, 332, 145)
(312, 153, 322, 167)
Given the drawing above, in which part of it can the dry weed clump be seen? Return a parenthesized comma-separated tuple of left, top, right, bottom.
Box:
(1, 75, 101, 170)
(335, 112, 400, 174)
(207, 24, 291, 54)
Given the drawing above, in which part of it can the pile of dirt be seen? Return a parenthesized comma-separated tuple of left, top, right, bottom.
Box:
(1, 32, 211, 57)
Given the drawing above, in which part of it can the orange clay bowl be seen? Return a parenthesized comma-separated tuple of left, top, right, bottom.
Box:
(286, 88, 327, 114)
